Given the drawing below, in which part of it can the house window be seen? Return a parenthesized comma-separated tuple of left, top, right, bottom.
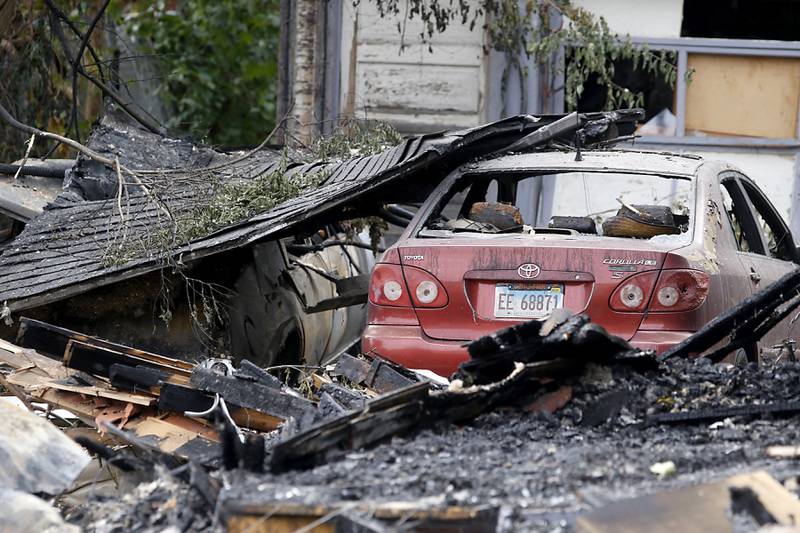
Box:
(573, 58, 676, 129)
(681, 0, 800, 41)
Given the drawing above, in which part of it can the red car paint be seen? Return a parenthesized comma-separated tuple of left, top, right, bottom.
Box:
(362, 151, 800, 376)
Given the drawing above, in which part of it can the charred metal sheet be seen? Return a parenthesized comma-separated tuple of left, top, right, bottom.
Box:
(332, 353, 420, 393)
(0, 172, 63, 221)
(270, 381, 430, 472)
(0, 109, 642, 311)
(647, 401, 800, 425)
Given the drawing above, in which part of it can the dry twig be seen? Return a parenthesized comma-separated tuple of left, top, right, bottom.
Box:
(12, 134, 35, 180)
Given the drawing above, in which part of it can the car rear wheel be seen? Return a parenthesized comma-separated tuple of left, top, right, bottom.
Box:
(734, 343, 759, 367)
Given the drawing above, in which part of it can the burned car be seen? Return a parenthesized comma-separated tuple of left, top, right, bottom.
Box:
(362, 150, 800, 375)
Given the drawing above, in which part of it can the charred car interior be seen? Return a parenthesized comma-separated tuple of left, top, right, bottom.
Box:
(421, 170, 693, 241)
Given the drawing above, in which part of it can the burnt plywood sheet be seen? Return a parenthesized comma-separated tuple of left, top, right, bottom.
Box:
(686, 54, 800, 139)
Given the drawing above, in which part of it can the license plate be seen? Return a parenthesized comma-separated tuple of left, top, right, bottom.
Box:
(494, 283, 564, 319)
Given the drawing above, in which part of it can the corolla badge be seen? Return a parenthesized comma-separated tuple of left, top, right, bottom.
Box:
(517, 263, 541, 279)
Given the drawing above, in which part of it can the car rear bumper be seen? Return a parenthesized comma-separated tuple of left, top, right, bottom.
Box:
(628, 330, 694, 354)
(362, 326, 695, 377)
(361, 325, 469, 377)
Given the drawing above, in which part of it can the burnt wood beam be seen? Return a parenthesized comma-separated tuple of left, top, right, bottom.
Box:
(189, 369, 315, 422)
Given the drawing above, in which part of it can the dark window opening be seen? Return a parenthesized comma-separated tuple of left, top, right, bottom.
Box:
(739, 179, 797, 262)
(720, 180, 754, 253)
(719, 177, 776, 256)
(571, 58, 676, 134)
(682, 0, 800, 41)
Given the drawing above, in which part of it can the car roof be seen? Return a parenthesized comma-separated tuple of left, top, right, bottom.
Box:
(469, 149, 704, 178)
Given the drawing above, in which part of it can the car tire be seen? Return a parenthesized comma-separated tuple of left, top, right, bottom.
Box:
(227, 261, 304, 368)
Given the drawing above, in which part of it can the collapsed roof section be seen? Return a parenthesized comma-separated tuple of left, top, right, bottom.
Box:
(0, 109, 642, 312)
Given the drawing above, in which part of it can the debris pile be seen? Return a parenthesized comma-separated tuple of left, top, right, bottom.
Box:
(241, 357, 800, 531)
(4, 309, 800, 531)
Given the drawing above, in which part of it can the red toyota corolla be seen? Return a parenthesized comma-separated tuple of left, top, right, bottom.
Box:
(362, 150, 800, 376)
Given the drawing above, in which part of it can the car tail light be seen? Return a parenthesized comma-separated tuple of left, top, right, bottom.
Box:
(620, 284, 644, 308)
(610, 269, 709, 313)
(403, 265, 449, 308)
(369, 264, 412, 307)
(609, 271, 659, 312)
(415, 280, 438, 303)
(650, 269, 709, 312)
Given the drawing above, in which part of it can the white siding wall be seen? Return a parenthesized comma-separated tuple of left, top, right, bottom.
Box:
(339, 2, 486, 132)
(570, 0, 685, 39)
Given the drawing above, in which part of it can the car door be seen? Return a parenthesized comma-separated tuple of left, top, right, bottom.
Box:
(737, 175, 800, 350)
(721, 172, 800, 352)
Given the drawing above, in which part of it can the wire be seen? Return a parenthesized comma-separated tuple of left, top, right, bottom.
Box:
(581, 171, 592, 216)
(184, 393, 220, 418)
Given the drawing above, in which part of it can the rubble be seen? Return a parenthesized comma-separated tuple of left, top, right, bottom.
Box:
(0, 400, 91, 494)
(0, 488, 81, 533)
(3, 271, 800, 531)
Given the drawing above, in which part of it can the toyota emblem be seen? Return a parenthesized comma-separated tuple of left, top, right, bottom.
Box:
(517, 263, 541, 279)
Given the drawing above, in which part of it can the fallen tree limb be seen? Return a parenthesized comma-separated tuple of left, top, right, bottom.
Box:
(44, 0, 162, 138)
(0, 101, 115, 166)
(43, 0, 106, 85)
(11, 134, 35, 180)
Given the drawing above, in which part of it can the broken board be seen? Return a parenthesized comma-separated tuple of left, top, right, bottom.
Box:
(575, 470, 800, 533)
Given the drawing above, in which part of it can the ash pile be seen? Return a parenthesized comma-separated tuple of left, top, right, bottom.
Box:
(4, 273, 800, 532)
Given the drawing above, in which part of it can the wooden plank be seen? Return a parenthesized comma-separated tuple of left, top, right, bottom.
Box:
(358, 63, 480, 113)
(16, 317, 194, 370)
(332, 354, 416, 393)
(64, 339, 191, 381)
(29, 389, 122, 427)
(364, 357, 417, 393)
(134, 417, 216, 454)
(766, 445, 800, 458)
(0, 338, 69, 379)
(228, 515, 333, 533)
(40, 380, 155, 407)
(576, 470, 800, 533)
(235, 360, 283, 389)
(226, 500, 497, 533)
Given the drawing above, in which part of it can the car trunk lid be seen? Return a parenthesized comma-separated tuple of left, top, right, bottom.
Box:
(399, 236, 671, 341)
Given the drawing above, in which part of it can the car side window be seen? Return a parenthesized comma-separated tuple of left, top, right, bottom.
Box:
(719, 178, 762, 254)
(751, 205, 778, 257)
(739, 179, 796, 262)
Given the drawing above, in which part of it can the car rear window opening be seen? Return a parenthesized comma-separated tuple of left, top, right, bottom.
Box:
(420, 172, 693, 242)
